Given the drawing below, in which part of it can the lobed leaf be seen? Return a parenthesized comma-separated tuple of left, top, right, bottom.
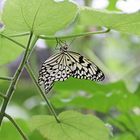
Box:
(30, 111, 110, 140)
(2, 0, 78, 36)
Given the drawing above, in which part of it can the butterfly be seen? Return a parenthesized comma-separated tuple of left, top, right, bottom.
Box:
(38, 40, 105, 93)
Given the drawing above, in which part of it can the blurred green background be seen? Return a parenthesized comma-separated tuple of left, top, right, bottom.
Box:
(0, 0, 140, 140)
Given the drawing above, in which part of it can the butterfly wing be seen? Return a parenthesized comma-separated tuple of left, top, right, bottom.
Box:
(38, 52, 71, 93)
(38, 50, 105, 93)
(66, 51, 105, 81)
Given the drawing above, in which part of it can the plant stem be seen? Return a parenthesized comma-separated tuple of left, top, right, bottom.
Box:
(0, 93, 6, 99)
(26, 36, 38, 59)
(0, 34, 26, 49)
(0, 32, 33, 126)
(25, 63, 60, 123)
(3, 113, 29, 140)
(39, 28, 110, 40)
(25, 36, 60, 123)
(0, 76, 13, 81)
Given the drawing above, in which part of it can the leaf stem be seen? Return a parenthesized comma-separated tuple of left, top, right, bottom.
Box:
(26, 36, 38, 59)
(0, 32, 33, 125)
(25, 36, 60, 123)
(25, 63, 60, 123)
(0, 76, 13, 81)
(39, 28, 110, 40)
(3, 113, 29, 140)
(0, 92, 6, 99)
(0, 34, 26, 49)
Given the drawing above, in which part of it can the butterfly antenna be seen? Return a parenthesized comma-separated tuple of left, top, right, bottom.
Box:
(55, 38, 61, 50)
(56, 38, 67, 47)
(69, 38, 75, 46)
(59, 39, 66, 45)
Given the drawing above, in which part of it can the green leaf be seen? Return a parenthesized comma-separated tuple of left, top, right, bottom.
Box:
(109, 114, 140, 136)
(116, 94, 140, 112)
(30, 111, 110, 140)
(29, 130, 47, 140)
(52, 79, 140, 113)
(0, 32, 27, 65)
(51, 92, 123, 113)
(111, 133, 136, 140)
(79, 7, 140, 35)
(54, 78, 128, 94)
(2, 0, 78, 35)
(0, 119, 30, 140)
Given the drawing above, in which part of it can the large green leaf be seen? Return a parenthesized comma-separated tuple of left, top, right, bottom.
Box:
(30, 111, 110, 140)
(51, 79, 140, 113)
(2, 0, 78, 35)
(79, 7, 140, 35)
(54, 78, 128, 94)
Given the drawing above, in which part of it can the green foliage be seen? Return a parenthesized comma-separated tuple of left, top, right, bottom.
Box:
(51, 78, 140, 113)
(0, 33, 27, 64)
(0, 119, 30, 140)
(30, 111, 110, 140)
(109, 114, 140, 138)
(0, 119, 47, 140)
(29, 130, 47, 140)
(0, 0, 140, 140)
(107, 0, 119, 11)
(111, 133, 136, 140)
(79, 7, 140, 35)
(2, 0, 78, 35)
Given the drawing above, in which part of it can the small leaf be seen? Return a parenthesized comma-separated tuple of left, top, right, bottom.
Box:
(30, 111, 110, 140)
(79, 7, 140, 35)
(2, 0, 78, 35)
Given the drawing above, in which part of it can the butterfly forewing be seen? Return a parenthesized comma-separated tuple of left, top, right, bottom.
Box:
(66, 51, 105, 81)
(38, 53, 72, 93)
(38, 48, 105, 93)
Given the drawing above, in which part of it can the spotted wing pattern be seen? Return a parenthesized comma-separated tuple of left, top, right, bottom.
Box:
(38, 51, 105, 93)
(38, 52, 72, 93)
(65, 51, 105, 81)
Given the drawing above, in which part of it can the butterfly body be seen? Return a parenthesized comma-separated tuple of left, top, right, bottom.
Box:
(38, 45, 105, 93)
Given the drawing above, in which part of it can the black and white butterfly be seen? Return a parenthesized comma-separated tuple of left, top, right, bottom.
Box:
(38, 40, 105, 93)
